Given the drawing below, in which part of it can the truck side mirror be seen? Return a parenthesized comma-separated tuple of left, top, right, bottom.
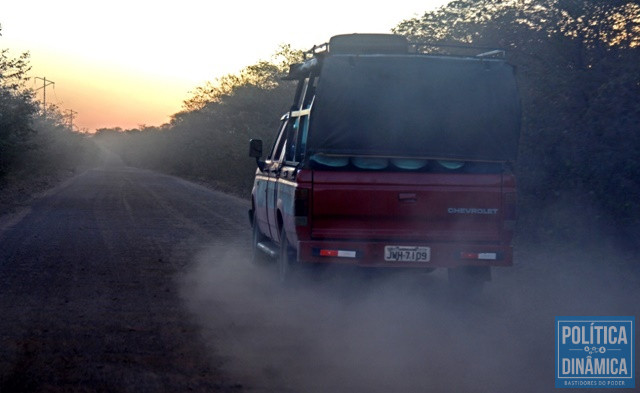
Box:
(249, 139, 263, 158)
(249, 139, 266, 171)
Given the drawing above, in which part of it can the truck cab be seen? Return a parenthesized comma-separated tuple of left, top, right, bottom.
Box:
(249, 34, 520, 292)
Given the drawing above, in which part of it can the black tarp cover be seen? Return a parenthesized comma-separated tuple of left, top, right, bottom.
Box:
(306, 55, 521, 161)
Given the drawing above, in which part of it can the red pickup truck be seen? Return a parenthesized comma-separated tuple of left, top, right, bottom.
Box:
(249, 34, 520, 293)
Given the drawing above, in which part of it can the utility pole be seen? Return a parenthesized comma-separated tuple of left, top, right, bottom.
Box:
(35, 77, 55, 117)
(65, 109, 78, 131)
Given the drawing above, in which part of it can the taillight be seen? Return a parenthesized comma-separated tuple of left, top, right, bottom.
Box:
(315, 249, 358, 258)
(294, 188, 309, 226)
(460, 252, 500, 260)
(503, 192, 517, 219)
(503, 191, 517, 230)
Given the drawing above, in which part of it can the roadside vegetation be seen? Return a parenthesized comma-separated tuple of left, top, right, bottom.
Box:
(2, 1, 639, 249)
(0, 27, 100, 212)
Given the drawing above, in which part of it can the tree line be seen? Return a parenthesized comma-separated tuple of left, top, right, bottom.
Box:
(0, 27, 100, 186)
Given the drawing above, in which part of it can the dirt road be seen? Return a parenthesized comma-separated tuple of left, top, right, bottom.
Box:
(1, 165, 638, 392)
(0, 166, 249, 392)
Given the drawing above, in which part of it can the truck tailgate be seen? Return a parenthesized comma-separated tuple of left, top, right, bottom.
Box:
(311, 171, 505, 243)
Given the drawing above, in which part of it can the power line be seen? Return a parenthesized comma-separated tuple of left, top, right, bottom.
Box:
(35, 76, 55, 117)
(52, 84, 62, 106)
(65, 109, 78, 131)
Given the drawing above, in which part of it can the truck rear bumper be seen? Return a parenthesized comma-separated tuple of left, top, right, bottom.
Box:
(297, 240, 512, 268)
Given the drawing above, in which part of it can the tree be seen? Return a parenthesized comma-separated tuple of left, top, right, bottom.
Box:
(0, 41, 38, 177)
(182, 44, 303, 111)
(1, 26, 101, 179)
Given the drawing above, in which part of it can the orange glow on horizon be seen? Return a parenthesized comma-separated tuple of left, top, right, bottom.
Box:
(28, 52, 193, 131)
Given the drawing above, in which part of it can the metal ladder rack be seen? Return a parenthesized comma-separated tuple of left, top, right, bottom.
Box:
(303, 38, 506, 59)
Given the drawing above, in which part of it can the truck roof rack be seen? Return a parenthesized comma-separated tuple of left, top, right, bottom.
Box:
(304, 34, 409, 59)
(287, 35, 507, 80)
(305, 42, 328, 58)
(303, 34, 506, 59)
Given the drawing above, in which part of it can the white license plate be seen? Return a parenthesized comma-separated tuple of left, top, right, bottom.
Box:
(384, 246, 431, 262)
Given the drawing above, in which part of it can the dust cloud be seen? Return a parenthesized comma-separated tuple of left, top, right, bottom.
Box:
(179, 235, 639, 393)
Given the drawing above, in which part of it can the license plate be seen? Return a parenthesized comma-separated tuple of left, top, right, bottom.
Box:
(384, 246, 431, 262)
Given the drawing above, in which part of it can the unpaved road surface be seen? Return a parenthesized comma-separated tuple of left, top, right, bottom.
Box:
(1, 165, 639, 393)
(0, 166, 248, 392)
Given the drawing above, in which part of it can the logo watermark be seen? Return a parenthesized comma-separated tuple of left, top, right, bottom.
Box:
(556, 316, 635, 388)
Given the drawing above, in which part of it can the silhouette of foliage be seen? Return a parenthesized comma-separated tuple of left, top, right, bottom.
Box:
(182, 45, 303, 111)
(0, 47, 37, 176)
(1, 26, 100, 183)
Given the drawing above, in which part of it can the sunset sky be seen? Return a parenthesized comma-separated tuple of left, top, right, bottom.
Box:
(2, 0, 449, 131)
